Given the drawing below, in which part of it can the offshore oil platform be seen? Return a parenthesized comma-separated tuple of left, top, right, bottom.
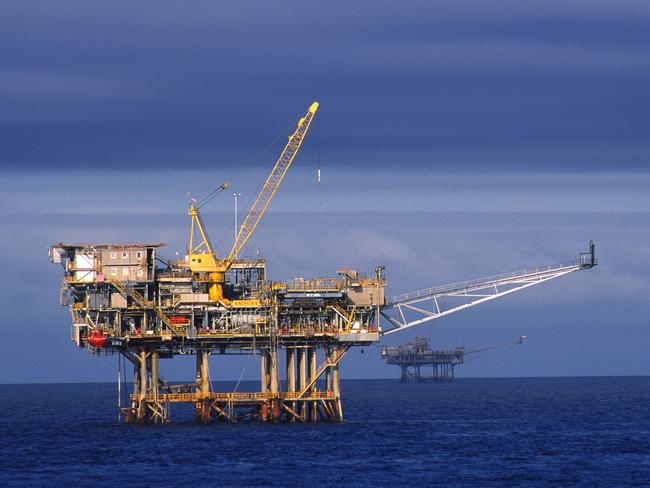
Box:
(49, 102, 597, 424)
(381, 336, 527, 382)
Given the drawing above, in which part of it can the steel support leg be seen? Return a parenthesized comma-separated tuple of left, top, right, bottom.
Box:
(260, 349, 270, 422)
(309, 346, 317, 423)
(195, 350, 211, 424)
(298, 347, 307, 422)
(286, 347, 296, 421)
(270, 347, 281, 421)
(137, 348, 147, 424)
(333, 346, 343, 422)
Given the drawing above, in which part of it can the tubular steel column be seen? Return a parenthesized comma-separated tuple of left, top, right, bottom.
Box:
(333, 346, 343, 422)
(202, 353, 210, 393)
(286, 347, 296, 421)
(195, 351, 202, 422)
(195, 350, 211, 424)
(260, 349, 270, 422)
(149, 351, 167, 423)
(325, 346, 333, 393)
(269, 347, 281, 421)
(308, 346, 318, 423)
(125, 355, 139, 423)
(151, 352, 159, 400)
(324, 347, 334, 421)
(298, 347, 307, 422)
(137, 348, 147, 424)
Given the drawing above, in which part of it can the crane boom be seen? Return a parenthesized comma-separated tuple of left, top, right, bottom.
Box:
(224, 101, 319, 268)
(380, 242, 597, 334)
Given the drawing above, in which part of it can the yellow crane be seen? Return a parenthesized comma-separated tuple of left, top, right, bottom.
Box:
(187, 101, 319, 302)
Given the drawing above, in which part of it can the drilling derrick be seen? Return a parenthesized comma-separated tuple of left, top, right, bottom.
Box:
(49, 102, 597, 425)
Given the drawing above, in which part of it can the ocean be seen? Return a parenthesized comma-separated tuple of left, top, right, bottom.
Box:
(1, 377, 648, 487)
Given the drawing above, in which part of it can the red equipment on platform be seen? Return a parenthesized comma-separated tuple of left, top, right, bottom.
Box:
(88, 329, 107, 348)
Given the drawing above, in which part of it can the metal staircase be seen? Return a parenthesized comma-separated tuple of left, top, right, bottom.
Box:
(296, 345, 351, 398)
(108, 279, 181, 335)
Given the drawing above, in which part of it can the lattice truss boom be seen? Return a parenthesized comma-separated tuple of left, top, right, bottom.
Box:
(380, 244, 596, 335)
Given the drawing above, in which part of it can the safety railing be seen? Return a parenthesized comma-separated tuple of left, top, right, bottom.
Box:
(135, 389, 335, 403)
(108, 279, 181, 335)
(285, 277, 340, 292)
(390, 260, 584, 305)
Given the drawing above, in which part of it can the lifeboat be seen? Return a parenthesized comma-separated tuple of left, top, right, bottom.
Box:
(88, 329, 107, 348)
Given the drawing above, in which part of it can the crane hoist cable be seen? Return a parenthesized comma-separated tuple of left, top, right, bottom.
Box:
(198, 182, 230, 209)
(211, 122, 298, 257)
(317, 114, 322, 212)
(464, 336, 528, 362)
(223, 101, 319, 270)
(186, 101, 319, 302)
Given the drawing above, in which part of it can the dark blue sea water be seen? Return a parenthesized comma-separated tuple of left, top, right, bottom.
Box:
(1, 377, 649, 487)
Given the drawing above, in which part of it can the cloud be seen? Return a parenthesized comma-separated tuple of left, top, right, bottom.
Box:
(1, 0, 649, 170)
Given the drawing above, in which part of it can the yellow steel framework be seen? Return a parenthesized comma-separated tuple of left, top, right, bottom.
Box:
(224, 102, 319, 269)
(187, 101, 319, 302)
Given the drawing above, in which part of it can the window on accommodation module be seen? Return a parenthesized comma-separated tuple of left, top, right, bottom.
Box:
(122, 268, 128, 276)
(110, 252, 116, 259)
(111, 268, 117, 276)
(122, 252, 128, 259)
(136, 251, 142, 259)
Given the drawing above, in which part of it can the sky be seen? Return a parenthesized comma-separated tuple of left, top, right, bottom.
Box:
(1, 0, 649, 383)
